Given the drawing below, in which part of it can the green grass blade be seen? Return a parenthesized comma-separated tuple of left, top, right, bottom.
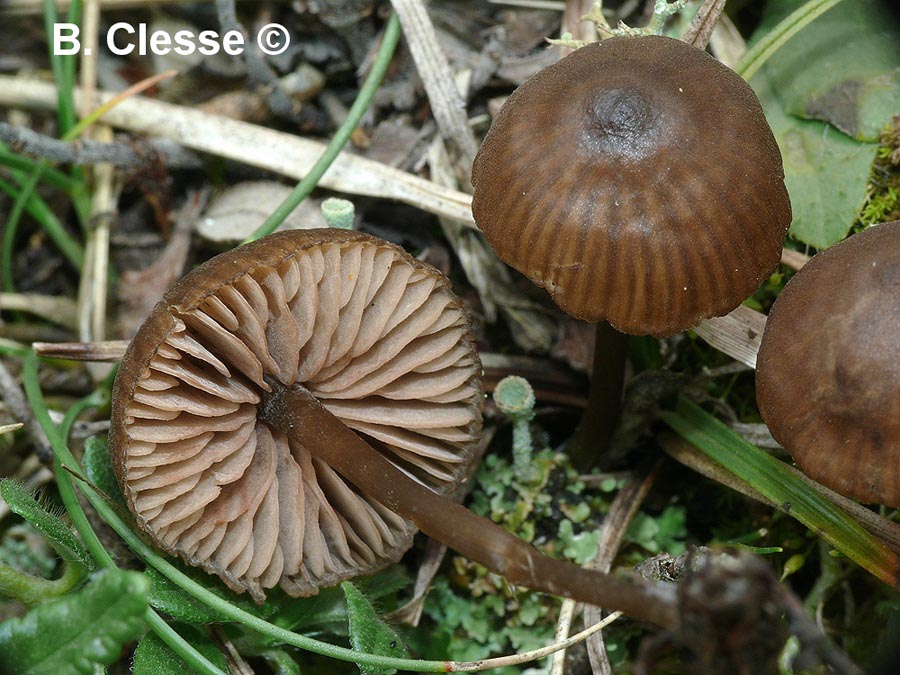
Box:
(0, 176, 85, 291)
(0, 147, 83, 194)
(660, 398, 898, 586)
(43, 0, 79, 135)
(246, 13, 402, 242)
(736, 0, 845, 80)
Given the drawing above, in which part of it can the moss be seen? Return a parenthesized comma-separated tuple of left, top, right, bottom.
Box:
(859, 115, 900, 227)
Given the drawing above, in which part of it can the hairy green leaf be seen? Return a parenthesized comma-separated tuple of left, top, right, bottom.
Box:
(273, 585, 349, 634)
(83, 436, 127, 510)
(146, 565, 277, 625)
(342, 581, 409, 675)
(146, 568, 223, 625)
(0, 568, 149, 675)
(272, 568, 407, 635)
(133, 627, 227, 675)
(0, 479, 93, 569)
(259, 649, 303, 675)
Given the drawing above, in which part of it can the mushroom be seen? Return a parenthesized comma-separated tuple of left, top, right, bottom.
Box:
(109, 228, 678, 628)
(756, 221, 900, 507)
(471, 35, 791, 460)
(111, 229, 481, 600)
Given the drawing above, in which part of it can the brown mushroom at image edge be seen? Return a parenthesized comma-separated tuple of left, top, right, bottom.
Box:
(109, 228, 679, 628)
(471, 35, 792, 464)
(756, 221, 900, 508)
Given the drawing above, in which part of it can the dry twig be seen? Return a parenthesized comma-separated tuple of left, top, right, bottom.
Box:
(0, 122, 201, 169)
(682, 0, 728, 49)
(215, 0, 298, 121)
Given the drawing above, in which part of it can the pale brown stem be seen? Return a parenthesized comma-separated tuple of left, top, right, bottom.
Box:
(260, 382, 680, 630)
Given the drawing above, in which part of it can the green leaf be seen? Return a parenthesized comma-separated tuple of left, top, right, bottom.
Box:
(147, 568, 223, 625)
(0, 479, 93, 569)
(270, 567, 408, 635)
(556, 519, 601, 565)
(133, 627, 227, 675)
(258, 649, 303, 675)
(748, 0, 897, 247)
(83, 437, 127, 510)
(147, 565, 277, 625)
(626, 506, 687, 556)
(661, 398, 898, 587)
(0, 568, 149, 675)
(752, 72, 877, 248)
(342, 581, 410, 675)
(753, 0, 900, 142)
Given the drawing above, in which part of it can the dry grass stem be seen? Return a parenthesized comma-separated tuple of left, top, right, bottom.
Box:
(392, 0, 479, 174)
(549, 599, 578, 675)
(583, 462, 660, 674)
(708, 12, 747, 68)
(551, 464, 659, 675)
(1, 0, 219, 14)
(693, 305, 767, 369)
(0, 76, 476, 227)
(448, 611, 623, 671)
(781, 247, 811, 270)
(32, 340, 129, 361)
(489, 0, 566, 10)
(0, 293, 79, 329)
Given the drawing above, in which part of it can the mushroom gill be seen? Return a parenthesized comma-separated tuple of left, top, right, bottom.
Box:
(110, 229, 483, 601)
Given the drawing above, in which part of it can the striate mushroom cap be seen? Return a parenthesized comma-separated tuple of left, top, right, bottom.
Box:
(756, 221, 900, 507)
(471, 35, 792, 337)
(109, 229, 483, 600)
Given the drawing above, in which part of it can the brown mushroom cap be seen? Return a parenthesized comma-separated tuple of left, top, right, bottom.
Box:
(109, 229, 483, 600)
(471, 35, 792, 337)
(756, 221, 900, 507)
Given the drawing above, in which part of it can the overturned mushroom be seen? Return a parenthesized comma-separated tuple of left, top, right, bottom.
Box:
(110, 229, 678, 627)
(111, 229, 481, 600)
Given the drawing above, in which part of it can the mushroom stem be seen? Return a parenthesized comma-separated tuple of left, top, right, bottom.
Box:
(567, 322, 629, 470)
(260, 380, 680, 630)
